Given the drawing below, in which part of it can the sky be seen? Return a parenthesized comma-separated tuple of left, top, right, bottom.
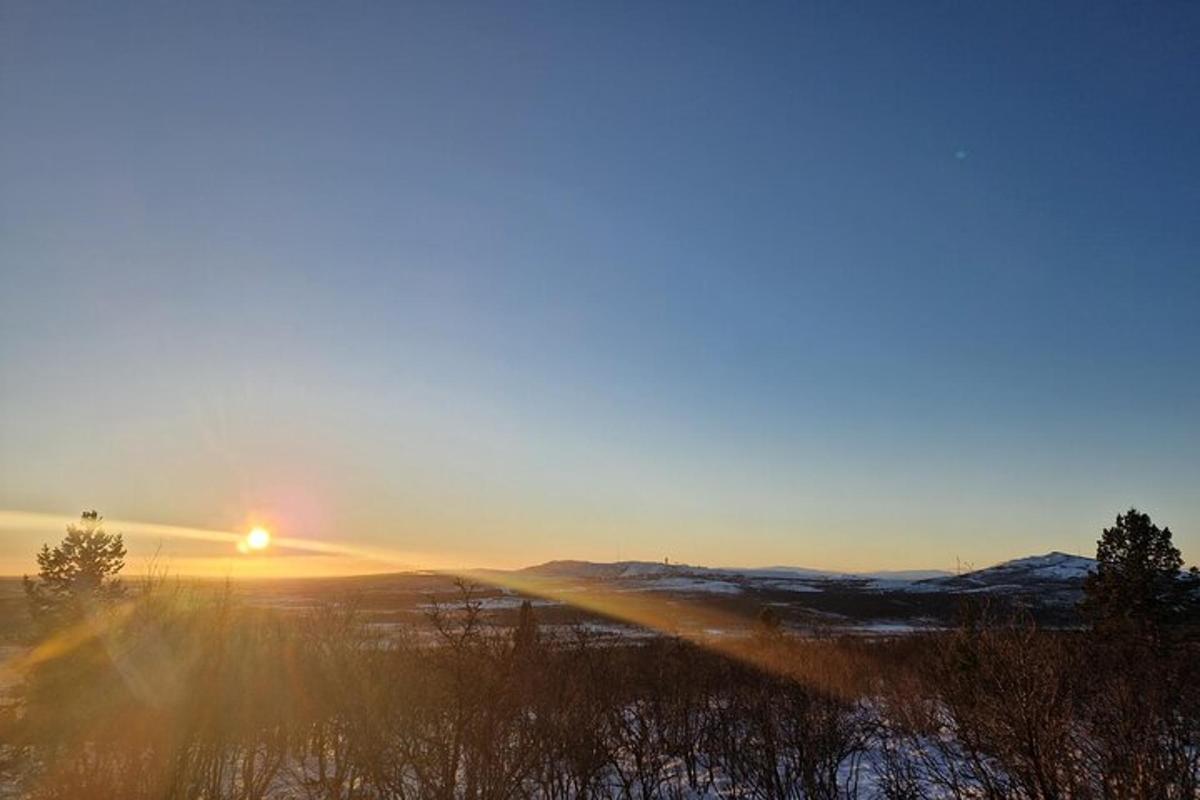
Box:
(2, 1, 1198, 577)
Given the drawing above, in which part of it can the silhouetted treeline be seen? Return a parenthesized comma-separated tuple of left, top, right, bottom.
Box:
(1, 582, 1197, 799)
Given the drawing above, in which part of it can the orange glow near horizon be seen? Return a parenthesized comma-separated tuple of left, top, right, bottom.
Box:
(0, 508, 855, 697)
(0, 509, 457, 578)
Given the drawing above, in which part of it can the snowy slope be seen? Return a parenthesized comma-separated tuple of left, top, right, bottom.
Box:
(516, 552, 1096, 599)
(911, 551, 1096, 598)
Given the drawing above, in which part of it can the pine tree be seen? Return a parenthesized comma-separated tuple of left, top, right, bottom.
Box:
(1080, 508, 1188, 638)
(23, 510, 127, 628)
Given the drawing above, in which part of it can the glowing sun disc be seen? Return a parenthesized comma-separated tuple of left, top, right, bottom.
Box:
(245, 527, 271, 551)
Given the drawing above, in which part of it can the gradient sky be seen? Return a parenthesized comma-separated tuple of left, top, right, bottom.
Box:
(2, 1, 1198, 577)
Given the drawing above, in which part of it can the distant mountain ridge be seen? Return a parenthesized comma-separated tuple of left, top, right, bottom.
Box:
(503, 553, 1102, 619)
(516, 560, 682, 580)
(906, 551, 1096, 605)
(918, 551, 1094, 586)
(516, 553, 1096, 588)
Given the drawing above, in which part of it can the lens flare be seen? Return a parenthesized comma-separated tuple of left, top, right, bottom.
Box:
(0, 508, 834, 690)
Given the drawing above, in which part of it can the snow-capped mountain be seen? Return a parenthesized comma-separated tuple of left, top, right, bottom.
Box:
(915, 551, 1095, 594)
(515, 552, 1096, 599)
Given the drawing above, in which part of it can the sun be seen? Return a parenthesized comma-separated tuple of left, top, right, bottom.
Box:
(246, 526, 271, 550)
(237, 526, 272, 553)
(238, 527, 271, 553)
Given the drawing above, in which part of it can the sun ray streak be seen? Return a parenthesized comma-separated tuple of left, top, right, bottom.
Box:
(1, 509, 821, 688)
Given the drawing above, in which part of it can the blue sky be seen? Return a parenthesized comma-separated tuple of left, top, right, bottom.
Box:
(2, 1, 1198, 574)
